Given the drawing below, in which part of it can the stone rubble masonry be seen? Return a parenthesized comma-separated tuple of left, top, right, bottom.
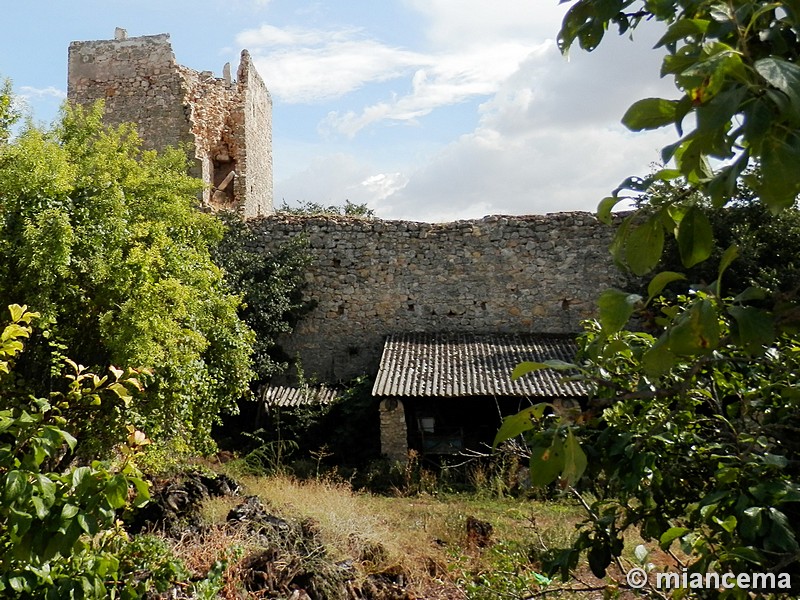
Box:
(67, 30, 272, 218)
(248, 212, 623, 383)
(379, 399, 409, 463)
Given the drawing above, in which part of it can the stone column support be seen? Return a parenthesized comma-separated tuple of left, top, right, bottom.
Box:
(379, 398, 408, 463)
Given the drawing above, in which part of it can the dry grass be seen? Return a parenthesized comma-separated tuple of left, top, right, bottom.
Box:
(230, 473, 585, 597)
(240, 475, 439, 584)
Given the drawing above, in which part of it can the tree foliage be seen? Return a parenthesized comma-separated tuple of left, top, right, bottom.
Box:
(636, 176, 800, 297)
(499, 0, 800, 592)
(278, 199, 376, 218)
(564, 0, 800, 213)
(0, 78, 20, 145)
(212, 213, 313, 384)
(0, 305, 162, 598)
(0, 99, 254, 454)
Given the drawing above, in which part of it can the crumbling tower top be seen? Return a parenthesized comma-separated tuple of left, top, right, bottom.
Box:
(67, 30, 273, 218)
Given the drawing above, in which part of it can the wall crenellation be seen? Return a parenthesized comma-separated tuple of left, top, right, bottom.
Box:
(249, 212, 622, 383)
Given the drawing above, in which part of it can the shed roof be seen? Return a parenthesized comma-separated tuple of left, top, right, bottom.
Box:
(263, 385, 339, 408)
(372, 332, 586, 398)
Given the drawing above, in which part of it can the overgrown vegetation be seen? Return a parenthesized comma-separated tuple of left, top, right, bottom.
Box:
(0, 98, 253, 455)
(211, 213, 313, 385)
(0, 305, 159, 597)
(278, 199, 376, 218)
(496, 0, 800, 595)
(236, 376, 380, 475)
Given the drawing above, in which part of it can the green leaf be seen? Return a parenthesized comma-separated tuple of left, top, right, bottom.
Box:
(493, 403, 550, 448)
(8, 304, 26, 323)
(61, 503, 79, 520)
(131, 477, 151, 508)
(728, 306, 774, 353)
(107, 382, 133, 405)
(655, 19, 710, 48)
(104, 475, 129, 509)
(626, 217, 664, 275)
(598, 289, 641, 333)
(5, 470, 28, 502)
(9, 577, 27, 593)
(561, 429, 587, 486)
(35, 474, 56, 504)
(722, 546, 764, 565)
(77, 513, 97, 534)
(717, 515, 737, 533)
(740, 507, 764, 540)
(668, 299, 720, 354)
(647, 271, 686, 303)
(715, 244, 739, 294)
(755, 57, 800, 123)
(597, 196, 622, 225)
(529, 437, 565, 487)
(512, 360, 576, 380)
(766, 508, 799, 552)
(622, 98, 683, 131)
(677, 206, 713, 268)
(760, 135, 800, 210)
(31, 496, 48, 520)
(660, 527, 690, 549)
(734, 286, 767, 303)
(642, 341, 676, 378)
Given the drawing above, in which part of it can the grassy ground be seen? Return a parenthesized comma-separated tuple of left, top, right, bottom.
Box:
(182, 471, 645, 599)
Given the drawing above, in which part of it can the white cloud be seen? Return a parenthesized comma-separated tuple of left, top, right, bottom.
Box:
(237, 9, 551, 132)
(406, 0, 566, 47)
(237, 24, 361, 48)
(239, 25, 424, 103)
(322, 40, 547, 137)
(18, 86, 66, 100)
(267, 1, 686, 222)
(274, 16, 678, 222)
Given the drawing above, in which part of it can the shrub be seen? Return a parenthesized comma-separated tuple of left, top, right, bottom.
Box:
(0, 98, 254, 455)
(0, 304, 185, 598)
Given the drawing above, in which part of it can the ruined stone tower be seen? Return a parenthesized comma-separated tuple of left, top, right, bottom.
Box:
(67, 29, 273, 218)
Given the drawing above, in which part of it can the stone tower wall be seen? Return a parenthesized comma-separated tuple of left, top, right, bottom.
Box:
(67, 34, 191, 152)
(239, 52, 273, 219)
(248, 212, 622, 383)
(67, 31, 273, 216)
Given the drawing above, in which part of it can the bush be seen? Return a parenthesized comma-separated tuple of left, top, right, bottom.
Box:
(0, 304, 185, 598)
(0, 98, 254, 455)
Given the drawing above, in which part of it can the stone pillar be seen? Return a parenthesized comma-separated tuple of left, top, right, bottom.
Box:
(379, 398, 408, 462)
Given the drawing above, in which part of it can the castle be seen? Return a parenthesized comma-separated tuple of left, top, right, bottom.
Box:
(66, 30, 623, 459)
(66, 31, 620, 387)
(67, 29, 272, 218)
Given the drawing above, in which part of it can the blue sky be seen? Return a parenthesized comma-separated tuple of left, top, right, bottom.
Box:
(0, 0, 677, 221)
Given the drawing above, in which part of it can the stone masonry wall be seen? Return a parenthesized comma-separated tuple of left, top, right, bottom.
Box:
(239, 52, 273, 219)
(68, 33, 191, 153)
(68, 30, 273, 217)
(249, 212, 623, 383)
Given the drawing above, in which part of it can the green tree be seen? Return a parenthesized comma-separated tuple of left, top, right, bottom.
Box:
(0, 78, 20, 144)
(278, 199, 375, 218)
(499, 0, 800, 592)
(0, 100, 254, 455)
(212, 213, 313, 385)
(636, 175, 800, 297)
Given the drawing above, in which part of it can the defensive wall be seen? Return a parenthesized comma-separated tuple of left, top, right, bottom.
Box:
(67, 29, 272, 217)
(249, 212, 623, 383)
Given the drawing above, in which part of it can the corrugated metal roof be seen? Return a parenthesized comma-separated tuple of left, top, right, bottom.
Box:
(372, 332, 585, 398)
(263, 385, 339, 408)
